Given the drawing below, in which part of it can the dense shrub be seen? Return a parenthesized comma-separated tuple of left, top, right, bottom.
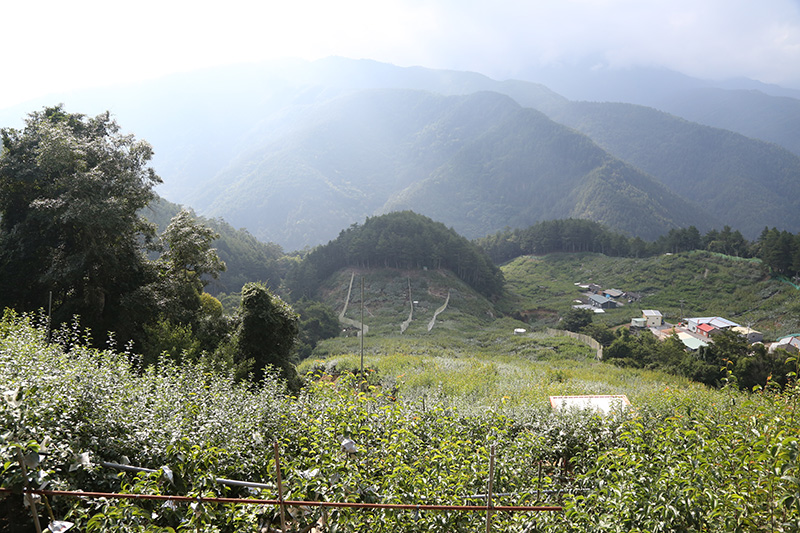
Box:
(2, 311, 798, 531)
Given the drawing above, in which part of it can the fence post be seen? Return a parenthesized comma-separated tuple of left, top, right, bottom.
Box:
(273, 441, 287, 532)
(16, 448, 42, 533)
(485, 443, 495, 532)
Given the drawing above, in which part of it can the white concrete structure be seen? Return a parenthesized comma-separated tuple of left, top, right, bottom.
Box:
(642, 310, 663, 327)
(550, 395, 631, 415)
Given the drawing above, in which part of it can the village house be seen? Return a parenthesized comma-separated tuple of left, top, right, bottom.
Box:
(630, 317, 647, 328)
(677, 331, 709, 351)
(642, 309, 663, 327)
(731, 326, 763, 344)
(696, 322, 717, 338)
(769, 334, 800, 353)
(588, 293, 617, 309)
(685, 316, 739, 334)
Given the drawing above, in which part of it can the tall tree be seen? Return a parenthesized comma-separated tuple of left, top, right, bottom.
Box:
(232, 282, 300, 389)
(0, 106, 161, 341)
(140, 211, 228, 363)
(155, 209, 226, 322)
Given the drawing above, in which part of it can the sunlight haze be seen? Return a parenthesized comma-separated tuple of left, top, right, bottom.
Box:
(2, 0, 800, 109)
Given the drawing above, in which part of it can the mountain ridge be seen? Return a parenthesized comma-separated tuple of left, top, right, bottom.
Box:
(195, 89, 712, 248)
(2, 57, 798, 249)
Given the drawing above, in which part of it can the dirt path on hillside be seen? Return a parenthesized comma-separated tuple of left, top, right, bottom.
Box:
(427, 291, 450, 332)
(339, 271, 369, 335)
(401, 278, 413, 333)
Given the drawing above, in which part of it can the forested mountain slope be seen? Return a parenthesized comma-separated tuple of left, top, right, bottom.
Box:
(143, 197, 287, 295)
(383, 105, 711, 240)
(654, 88, 800, 158)
(547, 102, 800, 238)
(194, 89, 710, 249)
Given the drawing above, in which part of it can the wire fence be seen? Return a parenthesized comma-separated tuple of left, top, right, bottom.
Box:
(5, 441, 566, 532)
(0, 487, 563, 513)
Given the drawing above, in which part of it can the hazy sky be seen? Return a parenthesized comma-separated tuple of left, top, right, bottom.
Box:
(2, 0, 800, 109)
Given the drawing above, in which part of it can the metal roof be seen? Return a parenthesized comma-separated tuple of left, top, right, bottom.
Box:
(677, 332, 708, 350)
(688, 316, 740, 329)
(588, 293, 611, 304)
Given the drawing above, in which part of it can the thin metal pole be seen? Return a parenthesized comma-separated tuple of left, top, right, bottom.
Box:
(101, 462, 275, 491)
(273, 441, 287, 532)
(47, 291, 52, 342)
(360, 276, 364, 385)
(537, 462, 542, 503)
(486, 443, 496, 533)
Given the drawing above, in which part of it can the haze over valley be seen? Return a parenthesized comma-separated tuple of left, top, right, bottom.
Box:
(3, 57, 799, 251)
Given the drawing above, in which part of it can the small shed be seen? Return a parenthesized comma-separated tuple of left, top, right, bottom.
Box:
(769, 335, 800, 353)
(686, 317, 739, 334)
(677, 331, 709, 351)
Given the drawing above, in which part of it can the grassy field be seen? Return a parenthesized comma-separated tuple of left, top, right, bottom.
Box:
(316, 267, 498, 337)
(300, 318, 706, 414)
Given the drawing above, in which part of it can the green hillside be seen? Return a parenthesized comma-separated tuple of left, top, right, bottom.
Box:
(4, 60, 800, 531)
(499, 250, 800, 337)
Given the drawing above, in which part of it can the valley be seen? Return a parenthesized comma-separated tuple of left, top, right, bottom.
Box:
(2, 59, 800, 532)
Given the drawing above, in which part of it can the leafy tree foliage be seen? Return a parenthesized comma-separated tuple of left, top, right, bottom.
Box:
(561, 307, 593, 333)
(152, 210, 226, 323)
(0, 106, 160, 341)
(231, 282, 300, 389)
(142, 197, 288, 296)
(756, 226, 800, 278)
(292, 299, 340, 359)
(0, 107, 235, 359)
(581, 322, 616, 347)
(603, 327, 792, 390)
(159, 210, 226, 291)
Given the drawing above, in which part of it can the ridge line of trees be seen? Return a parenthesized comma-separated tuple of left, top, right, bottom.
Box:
(477, 218, 797, 277)
(286, 211, 504, 300)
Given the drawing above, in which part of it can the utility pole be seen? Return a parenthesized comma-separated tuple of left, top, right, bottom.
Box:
(360, 276, 364, 386)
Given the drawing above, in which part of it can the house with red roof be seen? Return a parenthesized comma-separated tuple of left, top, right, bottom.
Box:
(696, 323, 717, 338)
